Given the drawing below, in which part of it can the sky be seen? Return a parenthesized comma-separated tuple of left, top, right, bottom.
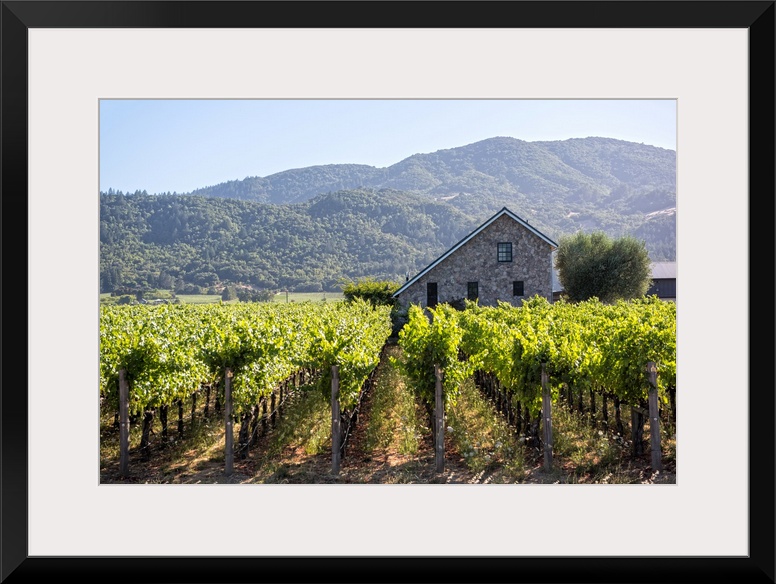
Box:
(99, 99, 676, 195)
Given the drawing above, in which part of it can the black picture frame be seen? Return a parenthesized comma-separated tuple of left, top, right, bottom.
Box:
(2, 2, 773, 582)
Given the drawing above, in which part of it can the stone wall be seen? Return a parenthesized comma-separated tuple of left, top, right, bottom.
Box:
(395, 214, 555, 310)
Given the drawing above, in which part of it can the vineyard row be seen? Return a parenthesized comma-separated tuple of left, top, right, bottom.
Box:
(101, 299, 392, 475)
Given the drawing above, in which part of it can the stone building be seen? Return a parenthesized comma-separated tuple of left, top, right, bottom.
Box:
(392, 207, 558, 310)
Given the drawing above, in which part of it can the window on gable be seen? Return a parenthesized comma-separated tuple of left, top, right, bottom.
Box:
(427, 282, 438, 308)
(467, 281, 479, 301)
(498, 242, 512, 262)
(513, 281, 524, 296)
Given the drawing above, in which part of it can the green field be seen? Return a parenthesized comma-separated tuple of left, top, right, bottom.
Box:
(100, 292, 344, 305)
(272, 292, 344, 303)
(175, 294, 223, 304)
(169, 292, 344, 304)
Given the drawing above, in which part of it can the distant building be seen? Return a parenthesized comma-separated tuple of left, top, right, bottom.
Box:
(392, 207, 558, 310)
(645, 261, 676, 301)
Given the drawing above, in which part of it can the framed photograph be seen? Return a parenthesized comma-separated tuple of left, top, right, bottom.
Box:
(4, 1, 773, 582)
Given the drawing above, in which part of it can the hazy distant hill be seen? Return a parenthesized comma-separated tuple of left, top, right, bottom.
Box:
(187, 135, 676, 260)
(100, 136, 675, 293)
(189, 136, 675, 210)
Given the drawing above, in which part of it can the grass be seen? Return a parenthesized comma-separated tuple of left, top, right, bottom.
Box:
(175, 294, 223, 304)
(446, 378, 527, 482)
(100, 292, 344, 306)
(272, 292, 344, 303)
(551, 405, 627, 482)
(100, 393, 225, 483)
(438, 376, 676, 484)
(550, 398, 677, 484)
(248, 383, 339, 483)
(261, 386, 332, 459)
(363, 345, 423, 456)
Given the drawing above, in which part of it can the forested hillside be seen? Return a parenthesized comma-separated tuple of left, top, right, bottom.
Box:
(100, 136, 676, 294)
(100, 189, 481, 293)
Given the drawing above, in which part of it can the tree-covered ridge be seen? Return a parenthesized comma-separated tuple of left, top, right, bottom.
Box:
(100, 182, 675, 295)
(100, 189, 481, 294)
(189, 164, 388, 204)
(533, 137, 675, 187)
(186, 137, 675, 214)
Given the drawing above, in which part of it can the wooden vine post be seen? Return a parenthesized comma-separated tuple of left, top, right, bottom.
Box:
(224, 367, 234, 476)
(119, 368, 130, 477)
(260, 397, 268, 436)
(177, 399, 184, 439)
(434, 364, 444, 473)
(630, 405, 640, 456)
(331, 365, 341, 475)
(541, 363, 553, 471)
(614, 395, 624, 436)
(647, 362, 662, 471)
(190, 387, 197, 422)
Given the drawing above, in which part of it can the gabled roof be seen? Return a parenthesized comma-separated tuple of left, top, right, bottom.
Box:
(393, 207, 558, 298)
(650, 261, 676, 279)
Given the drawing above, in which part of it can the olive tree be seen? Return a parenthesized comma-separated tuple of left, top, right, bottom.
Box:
(555, 231, 652, 303)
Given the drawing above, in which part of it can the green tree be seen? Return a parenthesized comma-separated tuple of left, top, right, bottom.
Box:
(341, 277, 401, 307)
(555, 231, 652, 303)
(221, 286, 237, 301)
(237, 288, 274, 302)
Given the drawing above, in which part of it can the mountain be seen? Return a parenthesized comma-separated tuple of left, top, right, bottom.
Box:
(100, 137, 676, 293)
(189, 136, 675, 210)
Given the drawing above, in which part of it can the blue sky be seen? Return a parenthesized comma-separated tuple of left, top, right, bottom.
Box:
(100, 99, 676, 195)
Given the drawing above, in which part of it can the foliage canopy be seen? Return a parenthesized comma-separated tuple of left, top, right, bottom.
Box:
(341, 277, 402, 307)
(555, 231, 652, 303)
